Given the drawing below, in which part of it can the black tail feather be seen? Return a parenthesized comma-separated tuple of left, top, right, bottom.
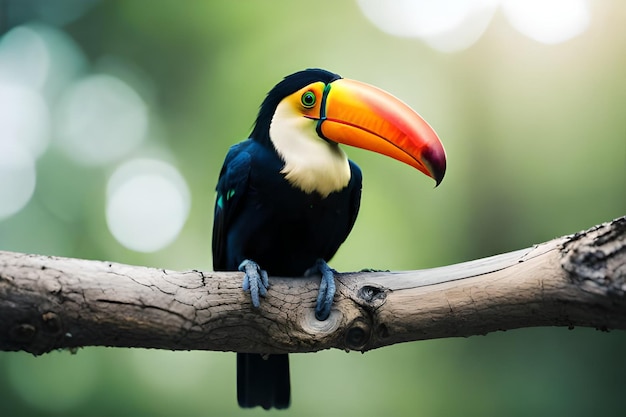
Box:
(237, 353, 290, 409)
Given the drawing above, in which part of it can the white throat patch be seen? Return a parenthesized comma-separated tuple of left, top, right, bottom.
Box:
(269, 100, 351, 197)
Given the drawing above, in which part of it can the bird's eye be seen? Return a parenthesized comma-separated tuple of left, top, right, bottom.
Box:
(301, 91, 316, 108)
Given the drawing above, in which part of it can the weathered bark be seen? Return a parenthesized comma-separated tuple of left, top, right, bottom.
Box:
(0, 216, 624, 356)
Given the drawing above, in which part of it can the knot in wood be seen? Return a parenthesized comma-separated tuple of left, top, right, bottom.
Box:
(357, 284, 387, 308)
(345, 319, 371, 351)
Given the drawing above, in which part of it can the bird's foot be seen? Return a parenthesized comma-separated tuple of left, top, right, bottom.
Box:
(306, 259, 336, 321)
(239, 260, 269, 308)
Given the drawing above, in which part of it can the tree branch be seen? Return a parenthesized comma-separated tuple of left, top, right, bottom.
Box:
(1, 216, 625, 355)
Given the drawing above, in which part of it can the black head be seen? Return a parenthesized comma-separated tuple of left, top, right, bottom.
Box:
(251, 68, 342, 146)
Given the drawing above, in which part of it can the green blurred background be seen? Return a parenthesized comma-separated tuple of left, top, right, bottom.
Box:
(0, 1, 625, 416)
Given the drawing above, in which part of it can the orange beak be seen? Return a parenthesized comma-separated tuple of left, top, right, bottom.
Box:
(314, 78, 446, 185)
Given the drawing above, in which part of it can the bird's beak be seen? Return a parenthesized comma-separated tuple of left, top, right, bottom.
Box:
(316, 78, 446, 185)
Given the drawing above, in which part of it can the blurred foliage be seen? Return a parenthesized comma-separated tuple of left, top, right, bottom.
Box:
(0, 0, 625, 416)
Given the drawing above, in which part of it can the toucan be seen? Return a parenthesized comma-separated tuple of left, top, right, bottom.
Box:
(212, 68, 446, 409)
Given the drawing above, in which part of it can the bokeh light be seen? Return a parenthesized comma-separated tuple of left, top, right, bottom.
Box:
(501, 0, 591, 44)
(0, 25, 49, 89)
(106, 158, 191, 253)
(0, 141, 36, 220)
(0, 83, 50, 158)
(357, 0, 499, 52)
(357, 0, 592, 51)
(56, 74, 149, 166)
(28, 23, 88, 101)
(0, 35, 49, 220)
